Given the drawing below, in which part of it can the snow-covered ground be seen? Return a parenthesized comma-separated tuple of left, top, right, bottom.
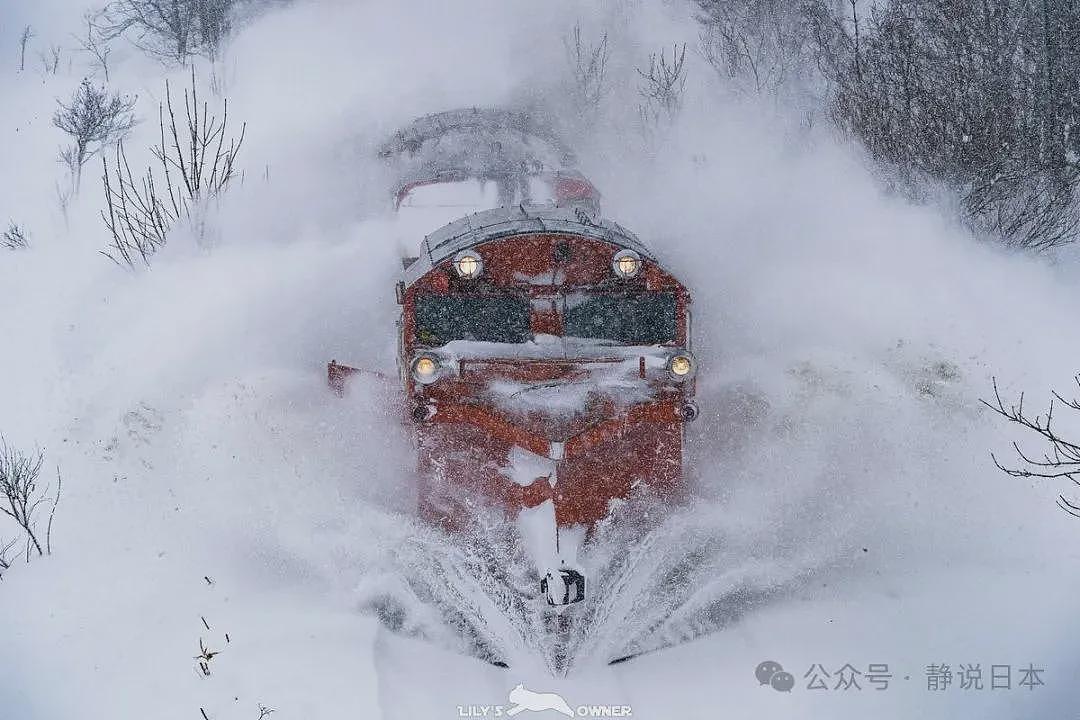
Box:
(2, 1, 1079, 718)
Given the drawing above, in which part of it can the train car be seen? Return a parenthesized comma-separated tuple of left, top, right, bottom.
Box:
(377, 108, 601, 261)
(330, 111, 696, 608)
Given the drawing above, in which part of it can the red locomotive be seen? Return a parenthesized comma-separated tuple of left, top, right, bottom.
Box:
(331, 110, 697, 607)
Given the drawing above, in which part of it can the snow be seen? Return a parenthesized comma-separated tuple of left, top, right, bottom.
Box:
(438, 338, 676, 362)
(505, 445, 556, 487)
(516, 500, 560, 572)
(436, 338, 669, 416)
(395, 180, 502, 257)
(485, 371, 654, 418)
(2, 0, 1080, 718)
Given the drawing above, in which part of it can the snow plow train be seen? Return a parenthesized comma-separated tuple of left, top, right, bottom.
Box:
(330, 109, 696, 609)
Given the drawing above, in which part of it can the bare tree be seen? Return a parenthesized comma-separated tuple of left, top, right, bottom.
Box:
(100, 0, 238, 64)
(697, 0, 827, 96)
(564, 21, 610, 119)
(637, 43, 688, 125)
(823, 0, 1080, 251)
(53, 79, 137, 191)
(983, 377, 1080, 517)
(2, 222, 29, 250)
(76, 10, 115, 81)
(39, 44, 62, 76)
(102, 68, 245, 267)
(19, 25, 34, 72)
(692, 1, 1080, 250)
(0, 438, 60, 560)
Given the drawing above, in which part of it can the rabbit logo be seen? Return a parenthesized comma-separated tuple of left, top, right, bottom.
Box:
(506, 684, 575, 717)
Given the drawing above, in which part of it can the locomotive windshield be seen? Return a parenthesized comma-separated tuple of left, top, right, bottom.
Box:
(564, 292, 678, 345)
(415, 294, 531, 345)
(415, 291, 678, 346)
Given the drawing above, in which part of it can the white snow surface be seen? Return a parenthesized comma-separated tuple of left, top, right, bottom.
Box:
(2, 0, 1080, 718)
(505, 445, 556, 487)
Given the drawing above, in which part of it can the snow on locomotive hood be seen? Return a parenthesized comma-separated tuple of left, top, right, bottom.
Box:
(403, 204, 669, 287)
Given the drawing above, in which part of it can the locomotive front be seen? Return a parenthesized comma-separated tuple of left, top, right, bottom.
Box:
(396, 206, 696, 605)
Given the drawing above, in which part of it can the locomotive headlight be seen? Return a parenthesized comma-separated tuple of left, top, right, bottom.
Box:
(612, 249, 642, 279)
(667, 351, 695, 380)
(411, 354, 441, 384)
(452, 251, 483, 279)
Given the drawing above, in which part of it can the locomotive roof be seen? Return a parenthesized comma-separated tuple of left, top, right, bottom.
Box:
(402, 204, 666, 287)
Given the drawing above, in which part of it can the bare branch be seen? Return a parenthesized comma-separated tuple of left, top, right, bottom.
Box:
(0, 437, 48, 558)
(19, 26, 34, 72)
(46, 467, 61, 556)
(101, 70, 244, 267)
(100, 0, 238, 64)
(2, 222, 29, 250)
(0, 536, 16, 576)
(75, 10, 115, 81)
(637, 43, 688, 125)
(564, 21, 609, 119)
(983, 376, 1080, 517)
(38, 44, 62, 76)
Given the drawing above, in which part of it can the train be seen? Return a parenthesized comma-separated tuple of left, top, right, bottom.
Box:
(330, 109, 697, 607)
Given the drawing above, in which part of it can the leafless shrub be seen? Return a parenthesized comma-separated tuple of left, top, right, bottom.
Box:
(823, 0, 1080, 251)
(101, 143, 172, 265)
(697, 0, 826, 96)
(692, 1, 1080, 251)
(76, 10, 115, 81)
(102, 68, 245, 267)
(984, 377, 1080, 517)
(98, 0, 290, 65)
(564, 21, 609, 118)
(0, 438, 61, 562)
(55, 180, 74, 227)
(39, 44, 62, 75)
(964, 164, 1080, 252)
(637, 43, 688, 125)
(256, 704, 275, 720)
(54, 78, 137, 190)
(19, 26, 34, 72)
(100, 0, 237, 64)
(3, 222, 29, 250)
